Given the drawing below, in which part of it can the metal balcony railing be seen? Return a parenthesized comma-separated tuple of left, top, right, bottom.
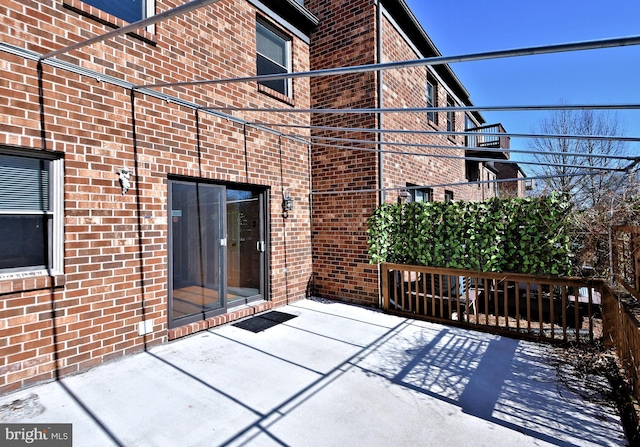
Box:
(465, 123, 510, 152)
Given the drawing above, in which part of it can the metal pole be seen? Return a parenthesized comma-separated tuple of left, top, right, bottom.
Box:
(203, 103, 640, 113)
(139, 34, 640, 89)
(249, 122, 640, 143)
(308, 141, 626, 172)
(295, 134, 636, 161)
(40, 0, 223, 61)
(310, 170, 603, 196)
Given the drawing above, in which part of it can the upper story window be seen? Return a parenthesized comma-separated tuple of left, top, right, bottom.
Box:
(81, 0, 151, 24)
(464, 114, 474, 147)
(0, 150, 63, 279)
(256, 19, 292, 97)
(446, 95, 456, 137)
(426, 75, 438, 125)
(465, 114, 475, 131)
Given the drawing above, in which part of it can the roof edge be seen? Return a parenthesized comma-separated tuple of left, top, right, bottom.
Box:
(380, 0, 484, 124)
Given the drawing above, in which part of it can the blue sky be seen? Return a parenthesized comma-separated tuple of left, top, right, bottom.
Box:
(404, 0, 640, 170)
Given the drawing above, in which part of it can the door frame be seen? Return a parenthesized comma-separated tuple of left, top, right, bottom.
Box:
(167, 177, 269, 329)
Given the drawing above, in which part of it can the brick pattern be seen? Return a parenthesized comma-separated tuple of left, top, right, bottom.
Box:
(306, 1, 493, 306)
(380, 15, 480, 203)
(306, 0, 380, 305)
(0, 0, 312, 393)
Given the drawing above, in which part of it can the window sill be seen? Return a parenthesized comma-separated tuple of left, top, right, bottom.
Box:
(258, 84, 295, 106)
(0, 273, 66, 296)
(63, 0, 156, 45)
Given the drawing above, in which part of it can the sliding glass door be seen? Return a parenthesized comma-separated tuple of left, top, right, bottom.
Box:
(169, 180, 266, 328)
(226, 188, 265, 305)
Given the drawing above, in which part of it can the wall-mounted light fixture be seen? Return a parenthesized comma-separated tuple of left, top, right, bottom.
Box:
(117, 168, 131, 195)
(282, 189, 294, 217)
(397, 189, 410, 204)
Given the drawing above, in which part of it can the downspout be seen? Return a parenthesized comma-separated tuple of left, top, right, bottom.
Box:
(376, 2, 384, 207)
(376, 1, 385, 307)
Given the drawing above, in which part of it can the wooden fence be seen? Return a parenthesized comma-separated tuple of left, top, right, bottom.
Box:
(613, 225, 640, 299)
(381, 263, 604, 344)
(608, 225, 640, 400)
(602, 290, 640, 400)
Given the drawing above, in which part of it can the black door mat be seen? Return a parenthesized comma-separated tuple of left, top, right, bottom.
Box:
(233, 311, 297, 333)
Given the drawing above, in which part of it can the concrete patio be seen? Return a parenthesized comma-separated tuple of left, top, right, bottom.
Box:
(0, 299, 627, 446)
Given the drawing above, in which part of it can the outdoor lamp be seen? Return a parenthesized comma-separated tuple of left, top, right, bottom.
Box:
(282, 189, 294, 213)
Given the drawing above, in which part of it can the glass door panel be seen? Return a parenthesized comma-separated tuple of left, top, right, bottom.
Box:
(169, 181, 225, 325)
(226, 188, 264, 305)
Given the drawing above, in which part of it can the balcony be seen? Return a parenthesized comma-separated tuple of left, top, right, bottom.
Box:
(465, 123, 510, 160)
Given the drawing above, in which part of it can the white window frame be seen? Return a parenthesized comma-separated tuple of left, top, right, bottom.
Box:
(0, 150, 64, 280)
(256, 18, 292, 97)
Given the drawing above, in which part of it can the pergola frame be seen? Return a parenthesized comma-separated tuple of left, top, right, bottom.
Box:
(5, 0, 639, 195)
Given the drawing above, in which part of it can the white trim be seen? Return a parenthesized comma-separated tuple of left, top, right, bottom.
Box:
(50, 157, 64, 276)
(0, 269, 51, 281)
(248, 0, 314, 44)
(0, 152, 64, 278)
(256, 18, 293, 97)
(146, 0, 155, 34)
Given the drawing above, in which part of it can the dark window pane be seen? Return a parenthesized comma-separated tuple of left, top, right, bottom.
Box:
(256, 20, 290, 96)
(170, 182, 224, 322)
(426, 80, 437, 123)
(257, 54, 288, 95)
(82, 0, 145, 23)
(0, 215, 47, 270)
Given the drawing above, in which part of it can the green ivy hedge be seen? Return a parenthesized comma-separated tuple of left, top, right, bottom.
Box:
(367, 194, 573, 276)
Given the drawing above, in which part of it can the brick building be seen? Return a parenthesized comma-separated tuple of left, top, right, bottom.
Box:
(0, 0, 514, 393)
(0, 0, 317, 393)
(306, 0, 511, 305)
(495, 162, 529, 198)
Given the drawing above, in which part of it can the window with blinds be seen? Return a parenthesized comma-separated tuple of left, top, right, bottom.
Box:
(0, 153, 60, 274)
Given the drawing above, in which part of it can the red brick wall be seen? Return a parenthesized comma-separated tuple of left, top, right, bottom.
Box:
(306, 0, 380, 305)
(380, 14, 480, 203)
(0, 0, 312, 393)
(306, 1, 488, 306)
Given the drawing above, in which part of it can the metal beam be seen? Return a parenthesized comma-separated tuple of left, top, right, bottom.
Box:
(309, 141, 622, 172)
(204, 103, 640, 113)
(311, 171, 602, 196)
(249, 122, 640, 143)
(40, 0, 223, 61)
(138, 34, 640, 89)
(298, 134, 636, 161)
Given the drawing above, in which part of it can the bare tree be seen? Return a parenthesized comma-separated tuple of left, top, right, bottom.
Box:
(528, 109, 629, 208)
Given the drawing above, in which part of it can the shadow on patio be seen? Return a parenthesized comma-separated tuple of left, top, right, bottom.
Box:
(0, 299, 627, 447)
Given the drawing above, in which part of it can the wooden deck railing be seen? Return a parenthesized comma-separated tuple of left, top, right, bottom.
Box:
(613, 225, 640, 299)
(602, 289, 640, 401)
(381, 263, 604, 344)
(608, 225, 640, 401)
